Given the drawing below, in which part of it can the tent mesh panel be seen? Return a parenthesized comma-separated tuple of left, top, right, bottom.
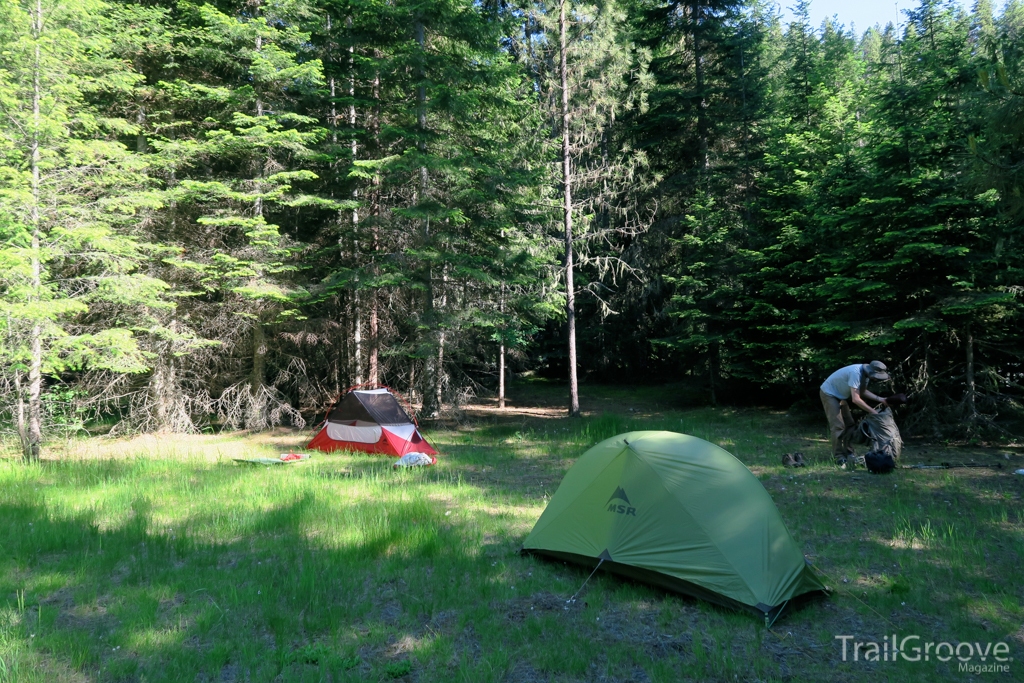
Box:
(327, 391, 413, 426)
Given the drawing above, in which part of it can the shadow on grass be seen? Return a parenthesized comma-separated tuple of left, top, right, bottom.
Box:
(0, 480, 508, 683)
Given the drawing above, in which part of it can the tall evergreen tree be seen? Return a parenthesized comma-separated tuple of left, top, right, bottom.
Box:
(519, 0, 650, 414)
(0, 0, 168, 458)
(629, 0, 767, 400)
(107, 0, 326, 432)
(295, 0, 549, 416)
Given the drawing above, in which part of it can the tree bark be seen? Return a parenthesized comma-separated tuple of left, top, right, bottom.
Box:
(329, 14, 337, 145)
(691, 1, 709, 170)
(136, 105, 147, 153)
(353, 290, 362, 385)
(368, 60, 381, 386)
(433, 267, 447, 411)
(339, 293, 350, 387)
(965, 326, 977, 422)
(14, 371, 30, 458)
(332, 298, 341, 395)
(560, 0, 580, 417)
(499, 280, 506, 410)
(368, 291, 379, 385)
(408, 357, 416, 404)
(709, 340, 717, 406)
(251, 317, 267, 390)
(415, 15, 442, 417)
(26, 0, 44, 462)
(499, 341, 506, 410)
(152, 361, 169, 429)
(255, 27, 264, 117)
(250, 8, 266, 393)
(28, 320, 41, 461)
(349, 15, 362, 385)
(434, 329, 446, 413)
(331, 18, 360, 387)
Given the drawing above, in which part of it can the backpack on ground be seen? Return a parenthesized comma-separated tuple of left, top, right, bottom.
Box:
(857, 407, 902, 474)
(864, 450, 897, 474)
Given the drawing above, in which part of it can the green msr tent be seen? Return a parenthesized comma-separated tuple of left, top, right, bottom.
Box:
(522, 431, 826, 624)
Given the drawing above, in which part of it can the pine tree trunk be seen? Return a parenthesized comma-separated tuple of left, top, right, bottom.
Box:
(339, 293, 350, 387)
(249, 12, 267, 395)
(329, 12, 337, 146)
(434, 329, 446, 413)
(328, 26, 349, 390)
(152, 361, 169, 430)
(600, 126, 608, 215)
(560, 0, 580, 417)
(408, 358, 416, 404)
(499, 281, 506, 410)
(332, 300, 341, 395)
(369, 292, 379, 385)
(26, 0, 44, 462)
(965, 326, 977, 422)
(14, 371, 30, 458)
(28, 323, 41, 461)
(353, 290, 362, 385)
(919, 336, 939, 436)
(368, 62, 381, 387)
(349, 15, 362, 386)
(255, 33, 264, 117)
(436, 268, 448, 411)
(499, 342, 506, 410)
(415, 15, 442, 418)
(136, 106, 147, 153)
(691, 1, 709, 170)
(251, 318, 267, 390)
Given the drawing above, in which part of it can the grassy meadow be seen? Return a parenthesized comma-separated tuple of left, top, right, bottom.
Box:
(1, 383, 1022, 682)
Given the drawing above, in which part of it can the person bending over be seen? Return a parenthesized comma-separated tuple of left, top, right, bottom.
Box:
(819, 361, 890, 467)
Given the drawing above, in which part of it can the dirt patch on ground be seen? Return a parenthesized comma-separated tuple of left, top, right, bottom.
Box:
(427, 381, 689, 430)
(501, 590, 581, 623)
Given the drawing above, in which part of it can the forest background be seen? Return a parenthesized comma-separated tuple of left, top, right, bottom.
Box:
(2, 0, 1022, 460)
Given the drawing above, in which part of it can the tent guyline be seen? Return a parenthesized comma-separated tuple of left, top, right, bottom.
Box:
(565, 557, 605, 608)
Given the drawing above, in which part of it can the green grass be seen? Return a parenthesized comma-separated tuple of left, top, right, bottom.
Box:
(1, 387, 1022, 682)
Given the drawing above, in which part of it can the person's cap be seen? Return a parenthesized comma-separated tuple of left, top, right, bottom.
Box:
(864, 361, 889, 381)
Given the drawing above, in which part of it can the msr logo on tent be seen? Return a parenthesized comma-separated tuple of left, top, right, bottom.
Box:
(606, 487, 636, 516)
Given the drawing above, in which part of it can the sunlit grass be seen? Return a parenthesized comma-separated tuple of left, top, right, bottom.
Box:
(1, 390, 1022, 681)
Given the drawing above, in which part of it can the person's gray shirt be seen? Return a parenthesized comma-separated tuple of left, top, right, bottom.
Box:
(820, 364, 864, 400)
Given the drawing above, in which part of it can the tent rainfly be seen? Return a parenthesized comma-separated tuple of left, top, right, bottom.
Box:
(307, 388, 437, 460)
(522, 431, 826, 624)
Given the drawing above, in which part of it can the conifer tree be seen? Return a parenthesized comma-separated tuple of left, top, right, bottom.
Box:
(0, 0, 168, 458)
(803, 0, 1018, 430)
(105, 0, 326, 431)
(630, 0, 765, 399)
(519, 0, 649, 414)
(295, 0, 548, 416)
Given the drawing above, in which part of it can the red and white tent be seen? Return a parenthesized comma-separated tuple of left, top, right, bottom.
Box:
(307, 388, 437, 460)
